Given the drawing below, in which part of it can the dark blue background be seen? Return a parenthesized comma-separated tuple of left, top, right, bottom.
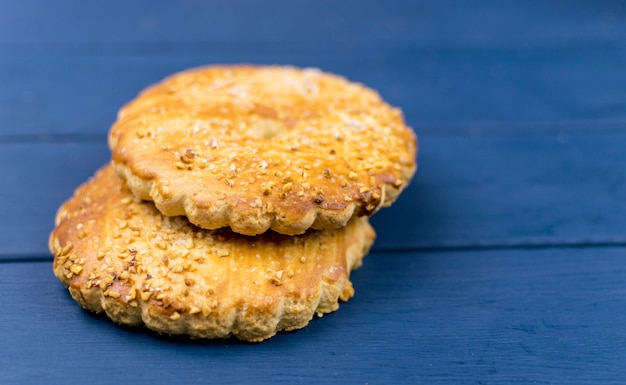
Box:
(1, 1, 625, 383)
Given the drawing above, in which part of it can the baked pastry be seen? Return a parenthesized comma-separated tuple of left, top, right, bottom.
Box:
(50, 165, 375, 342)
(109, 65, 417, 235)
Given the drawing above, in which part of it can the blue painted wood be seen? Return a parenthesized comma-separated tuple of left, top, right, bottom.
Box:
(2, 130, 626, 258)
(0, 142, 110, 257)
(2, 248, 626, 384)
(2, 0, 626, 383)
(374, 130, 626, 250)
(1, 0, 625, 46)
(2, 46, 626, 135)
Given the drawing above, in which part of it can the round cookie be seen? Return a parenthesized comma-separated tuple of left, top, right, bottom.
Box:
(109, 65, 417, 235)
(50, 165, 375, 342)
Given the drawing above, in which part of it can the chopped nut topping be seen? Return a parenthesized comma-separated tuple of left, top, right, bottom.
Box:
(262, 181, 275, 195)
(60, 243, 73, 256)
(127, 286, 137, 300)
(180, 149, 196, 163)
(269, 270, 284, 286)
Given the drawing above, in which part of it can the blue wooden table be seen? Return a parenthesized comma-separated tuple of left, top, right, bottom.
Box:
(2, 1, 626, 383)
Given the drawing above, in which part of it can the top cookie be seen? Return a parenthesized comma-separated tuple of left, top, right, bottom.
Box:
(109, 65, 417, 235)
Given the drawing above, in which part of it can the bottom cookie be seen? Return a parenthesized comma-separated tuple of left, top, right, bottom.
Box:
(50, 165, 375, 342)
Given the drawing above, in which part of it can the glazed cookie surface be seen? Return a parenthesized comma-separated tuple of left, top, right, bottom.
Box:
(109, 65, 417, 235)
(50, 165, 375, 342)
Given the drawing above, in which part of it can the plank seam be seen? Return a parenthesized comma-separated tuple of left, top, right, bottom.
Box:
(3, 240, 626, 263)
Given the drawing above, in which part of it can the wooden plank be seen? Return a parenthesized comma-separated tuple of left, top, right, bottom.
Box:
(373, 130, 626, 250)
(1, 0, 625, 46)
(2, 247, 626, 384)
(0, 142, 110, 257)
(2, 46, 626, 136)
(3, 131, 626, 258)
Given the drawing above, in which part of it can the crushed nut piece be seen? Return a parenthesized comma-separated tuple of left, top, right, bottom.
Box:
(60, 243, 73, 256)
(180, 149, 196, 163)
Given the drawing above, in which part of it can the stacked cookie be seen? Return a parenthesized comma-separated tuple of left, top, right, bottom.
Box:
(49, 65, 417, 342)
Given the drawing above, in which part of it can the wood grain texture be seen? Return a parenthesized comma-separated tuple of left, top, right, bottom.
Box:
(2, 248, 626, 384)
(2, 0, 626, 383)
(0, 142, 110, 257)
(2, 46, 626, 136)
(3, 130, 626, 259)
(1, 0, 625, 46)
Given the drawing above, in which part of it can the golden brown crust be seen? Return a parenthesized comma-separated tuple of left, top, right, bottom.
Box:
(109, 65, 417, 235)
(49, 165, 375, 342)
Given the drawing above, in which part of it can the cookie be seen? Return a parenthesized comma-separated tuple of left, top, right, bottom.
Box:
(109, 65, 417, 235)
(49, 165, 375, 342)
